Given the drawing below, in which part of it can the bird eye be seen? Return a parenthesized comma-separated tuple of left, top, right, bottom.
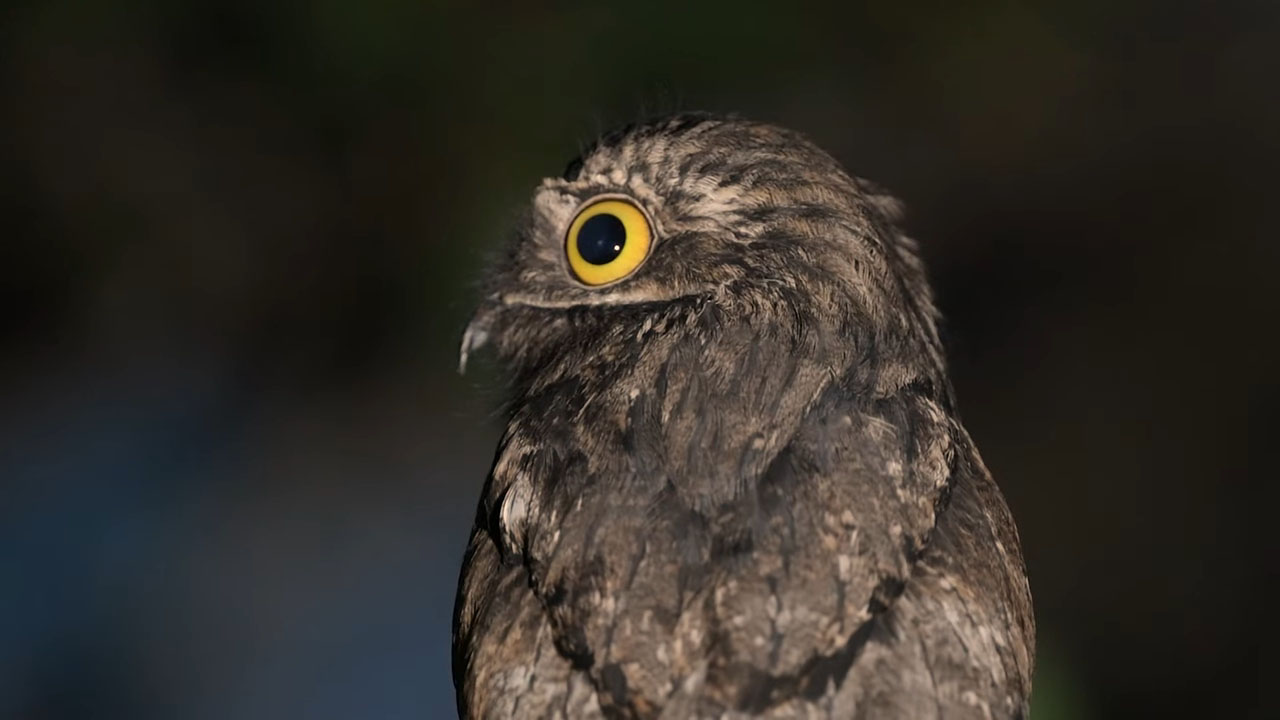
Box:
(565, 198, 653, 286)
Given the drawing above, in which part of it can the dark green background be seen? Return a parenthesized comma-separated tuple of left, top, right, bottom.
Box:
(2, 1, 1272, 717)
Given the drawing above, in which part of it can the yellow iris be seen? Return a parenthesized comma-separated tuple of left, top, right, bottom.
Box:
(565, 198, 653, 286)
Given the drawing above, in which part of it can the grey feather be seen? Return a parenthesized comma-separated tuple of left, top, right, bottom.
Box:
(453, 114, 1034, 719)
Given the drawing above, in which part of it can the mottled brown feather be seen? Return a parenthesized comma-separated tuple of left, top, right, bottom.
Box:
(453, 114, 1034, 719)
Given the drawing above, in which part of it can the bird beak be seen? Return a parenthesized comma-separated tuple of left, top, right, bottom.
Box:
(458, 302, 498, 375)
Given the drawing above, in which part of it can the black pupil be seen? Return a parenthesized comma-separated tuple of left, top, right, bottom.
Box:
(577, 213, 627, 265)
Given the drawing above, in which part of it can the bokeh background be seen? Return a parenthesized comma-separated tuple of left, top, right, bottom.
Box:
(2, 1, 1273, 718)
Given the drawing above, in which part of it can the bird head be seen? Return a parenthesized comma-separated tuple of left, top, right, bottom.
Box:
(460, 113, 944, 399)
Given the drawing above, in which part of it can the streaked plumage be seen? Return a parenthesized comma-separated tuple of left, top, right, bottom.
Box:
(453, 114, 1034, 719)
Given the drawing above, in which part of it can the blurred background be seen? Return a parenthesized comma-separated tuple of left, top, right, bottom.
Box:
(2, 1, 1273, 718)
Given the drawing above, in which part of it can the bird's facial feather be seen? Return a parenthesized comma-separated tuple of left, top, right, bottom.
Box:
(461, 114, 942, 384)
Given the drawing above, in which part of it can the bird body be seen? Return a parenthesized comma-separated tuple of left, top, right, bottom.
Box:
(453, 115, 1034, 719)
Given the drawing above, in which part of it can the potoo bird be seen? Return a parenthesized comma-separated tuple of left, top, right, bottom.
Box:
(453, 114, 1034, 719)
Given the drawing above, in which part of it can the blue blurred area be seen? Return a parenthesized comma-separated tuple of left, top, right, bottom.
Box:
(1, 356, 484, 718)
(1, 0, 1273, 718)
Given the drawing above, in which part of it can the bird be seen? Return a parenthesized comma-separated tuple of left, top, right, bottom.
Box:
(452, 113, 1034, 719)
